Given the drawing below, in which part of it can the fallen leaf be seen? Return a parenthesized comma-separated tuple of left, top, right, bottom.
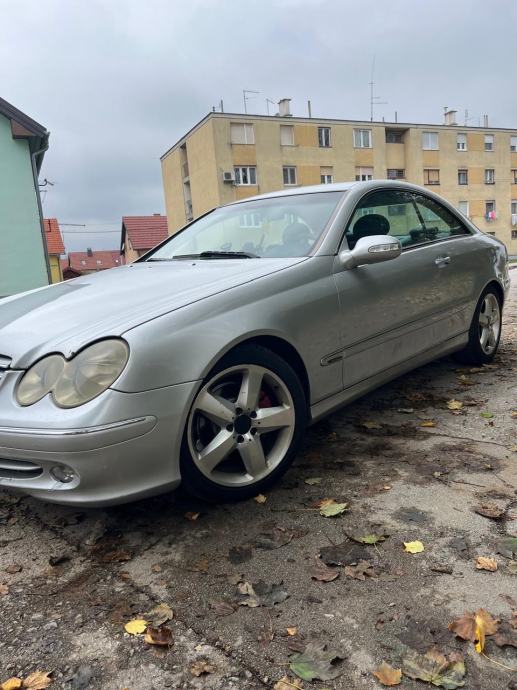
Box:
(190, 660, 216, 676)
(449, 608, 498, 650)
(402, 648, 465, 689)
(319, 501, 348, 518)
(362, 420, 383, 429)
(320, 541, 370, 567)
(4, 564, 22, 574)
(228, 545, 253, 563)
(253, 526, 306, 550)
(310, 560, 340, 582)
(304, 477, 322, 486)
(372, 661, 402, 686)
(22, 672, 52, 689)
(353, 533, 387, 545)
(474, 503, 504, 520)
(143, 602, 173, 626)
(274, 676, 303, 690)
(447, 399, 463, 410)
(254, 494, 267, 504)
(124, 618, 148, 635)
(475, 556, 497, 572)
(286, 627, 298, 636)
(493, 621, 517, 648)
(184, 511, 200, 521)
(235, 580, 289, 607)
(480, 411, 494, 419)
(344, 560, 375, 580)
(420, 420, 436, 428)
(496, 536, 517, 558)
(0, 583, 9, 596)
(188, 558, 209, 573)
(210, 600, 236, 617)
(144, 625, 173, 646)
(1, 680, 22, 690)
(404, 541, 424, 554)
(507, 561, 517, 575)
(289, 642, 344, 681)
(397, 407, 414, 414)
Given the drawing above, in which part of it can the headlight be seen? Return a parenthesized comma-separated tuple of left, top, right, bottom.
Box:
(17, 339, 129, 408)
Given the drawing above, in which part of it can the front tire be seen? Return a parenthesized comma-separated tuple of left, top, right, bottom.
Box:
(180, 344, 308, 502)
(454, 286, 502, 365)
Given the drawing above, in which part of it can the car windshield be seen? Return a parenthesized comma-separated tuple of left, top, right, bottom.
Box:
(146, 191, 343, 260)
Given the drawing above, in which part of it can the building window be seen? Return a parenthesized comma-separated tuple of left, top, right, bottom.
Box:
(485, 168, 495, 184)
(458, 201, 469, 218)
(385, 130, 404, 143)
(511, 201, 517, 224)
(485, 201, 496, 220)
(456, 133, 467, 151)
(318, 127, 331, 147)
(239, 212, 262, 228)
(512, 230, 517, 239)
(511, 136, 517, 152)
(484, 134, 494, 151)
(280, 125, 294, 146)
(458, 169, 468, 185)
(353, 128, 372, 148)
(512, 169, 517, 184)
(320, 166, 333, 184)
(234, 166, 257, 185)
(422, 131, 439, 150)
(355, 166, 373, 181)
(424, 168, 440, 185)
(230, 122, 254, 145)
(387, 168, 405, 179)
(486, 231, 496, 236)
(283, 166, 297, 185)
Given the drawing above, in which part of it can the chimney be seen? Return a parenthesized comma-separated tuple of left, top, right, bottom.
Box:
(87, 247, 93, 257)
(277, 98, 292, 117)
(444, 109, 457, 126)
(483, 114, 489, 128)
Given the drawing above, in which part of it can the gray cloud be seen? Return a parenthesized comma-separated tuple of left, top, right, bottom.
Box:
(1, 0, 515, 251)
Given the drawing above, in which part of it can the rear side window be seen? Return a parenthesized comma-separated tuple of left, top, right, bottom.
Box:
(412, 194, 471, 243)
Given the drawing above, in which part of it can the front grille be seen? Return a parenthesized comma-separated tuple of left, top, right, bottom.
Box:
(0, 458, 43, 480)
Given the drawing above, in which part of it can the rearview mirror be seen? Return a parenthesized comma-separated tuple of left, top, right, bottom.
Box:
(339, 235, 402, 269)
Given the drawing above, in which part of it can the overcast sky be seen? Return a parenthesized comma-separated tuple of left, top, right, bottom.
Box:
(1, 0, 515, 252)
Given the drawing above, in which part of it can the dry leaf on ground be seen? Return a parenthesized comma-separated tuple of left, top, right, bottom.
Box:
(449, 608, 499, 653)
(22, 672, 52, 690)
(210, 600, 236, 617)
(493, 621, 517, 648)
(1, 680, 22, 690)
(286, 627, 298, 636)
(184, 511, 200, 521)
(304, 477, 322, 485)
(344, 560, 375, 581)
(320, 541, 370, 567)
(446, 399, 463, 410)
(190, 660, 216, 676)
(319, 500, 348, 517)
(420, 420, 436, 427)
(144, 625, 173, 646)
(372, 661, 402, 686)
(404, 541, 424, 554)
(289, 642, 344, 681)
(124, 618, 148, 635)
(254, 494, 267, 504)
(474, 503, 505, 520)
(402, 648, 465, 689)
(143, 602, 173, 626)
(235, 580, 289, 607)
(475, 556, 497, 571)
(310, 559, 340, 582)
(362, 420, 383, 429)
(273, 676, 303, 690)
(0, 583, 9, 596)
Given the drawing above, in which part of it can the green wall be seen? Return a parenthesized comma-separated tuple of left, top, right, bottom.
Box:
(0, 113, 49, 296)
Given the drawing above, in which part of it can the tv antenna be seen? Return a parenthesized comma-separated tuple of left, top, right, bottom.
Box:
(266, 98, 276, 115)
(243, 89, 259, 114)
(369, 56, 387, 121)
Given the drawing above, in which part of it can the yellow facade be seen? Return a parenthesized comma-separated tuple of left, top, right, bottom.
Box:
(48, 255, 63, 283)
(161, 113, 517, 252)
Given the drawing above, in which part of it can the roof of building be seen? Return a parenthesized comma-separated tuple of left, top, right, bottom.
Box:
(43, 218, 65, 256)
(0, 95, 49, 171)
(121, 215, 168, 251)
(67, 250, 123, 272)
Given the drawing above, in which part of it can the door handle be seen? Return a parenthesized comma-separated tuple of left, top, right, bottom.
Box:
(435, 255, 451, 266)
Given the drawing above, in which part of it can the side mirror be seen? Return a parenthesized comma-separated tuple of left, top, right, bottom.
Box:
(339, 235, 402, 269)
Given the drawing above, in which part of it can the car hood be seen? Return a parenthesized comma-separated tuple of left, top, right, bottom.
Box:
(0, 258, 305, 368)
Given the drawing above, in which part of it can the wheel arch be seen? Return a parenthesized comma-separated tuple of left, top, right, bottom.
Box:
(483, 279, 505, 306)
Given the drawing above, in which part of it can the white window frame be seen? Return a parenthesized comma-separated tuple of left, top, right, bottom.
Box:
(230, 122, 255, 145)
(456, 133, 467, 151)
(484, 134, 494, 151)
(234, 166, 257, 186)
(484, 168, 495, 184)
(318, 126, 331, 148)
(239, 212, 262, 229)
(387, 168, 405, 179)
(283, 166, 297, 186)
(422, 131, 439, 150)
(458, 168, 468, 185)
(353, 128, 372, 148)
(355, 167, 373, 181)
(458, 201, 469, 218)
(320, 174, 333, 184)
(280, 125, 294, 146)
(511, 200, 517, 215)
(511, 136, 517, 152)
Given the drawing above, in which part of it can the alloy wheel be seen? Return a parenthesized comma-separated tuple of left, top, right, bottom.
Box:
(478, 293, 501, 355)
(188, 364, 295, 487)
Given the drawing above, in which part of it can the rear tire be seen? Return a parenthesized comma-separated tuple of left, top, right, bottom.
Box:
(180, 344, 307, 502)
(454, 286, 502, 365)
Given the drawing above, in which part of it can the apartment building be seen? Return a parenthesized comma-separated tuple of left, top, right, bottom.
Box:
(161, 103, 517, 253)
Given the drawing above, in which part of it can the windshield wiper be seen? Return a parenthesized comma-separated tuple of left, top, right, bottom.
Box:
(171, 250, 259, 260)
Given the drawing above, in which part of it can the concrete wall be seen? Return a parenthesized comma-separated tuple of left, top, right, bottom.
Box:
(0, 113, 49, 296)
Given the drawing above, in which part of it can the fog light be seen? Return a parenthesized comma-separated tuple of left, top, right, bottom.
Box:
(50, 465, 77, 483)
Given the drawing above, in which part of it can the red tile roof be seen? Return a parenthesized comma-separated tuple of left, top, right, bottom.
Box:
(122, 215, 168, 251)
(67, 250, 123, 272)
(43, 218, 65, 256)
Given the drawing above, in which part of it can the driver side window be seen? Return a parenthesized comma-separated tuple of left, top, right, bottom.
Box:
(345, 190, 423, 249)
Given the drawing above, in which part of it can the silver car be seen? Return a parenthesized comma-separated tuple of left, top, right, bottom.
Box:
(0, 181, 510, 506)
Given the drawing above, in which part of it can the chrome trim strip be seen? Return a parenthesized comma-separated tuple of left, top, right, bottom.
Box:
(0, 416, 153, 438)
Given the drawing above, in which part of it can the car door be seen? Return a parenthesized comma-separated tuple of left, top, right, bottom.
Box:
(332, 188, 471, 389)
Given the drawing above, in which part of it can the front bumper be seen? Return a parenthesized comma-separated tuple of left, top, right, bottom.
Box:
(0, 372, 200, 506)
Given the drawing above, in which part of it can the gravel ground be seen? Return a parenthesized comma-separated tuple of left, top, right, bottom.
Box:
(0, 281, 515, 690)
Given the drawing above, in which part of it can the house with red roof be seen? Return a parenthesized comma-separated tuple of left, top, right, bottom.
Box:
(43, 218, 65, 283)
(63, 249, 124, 276)
(120, 214, 168, 263)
